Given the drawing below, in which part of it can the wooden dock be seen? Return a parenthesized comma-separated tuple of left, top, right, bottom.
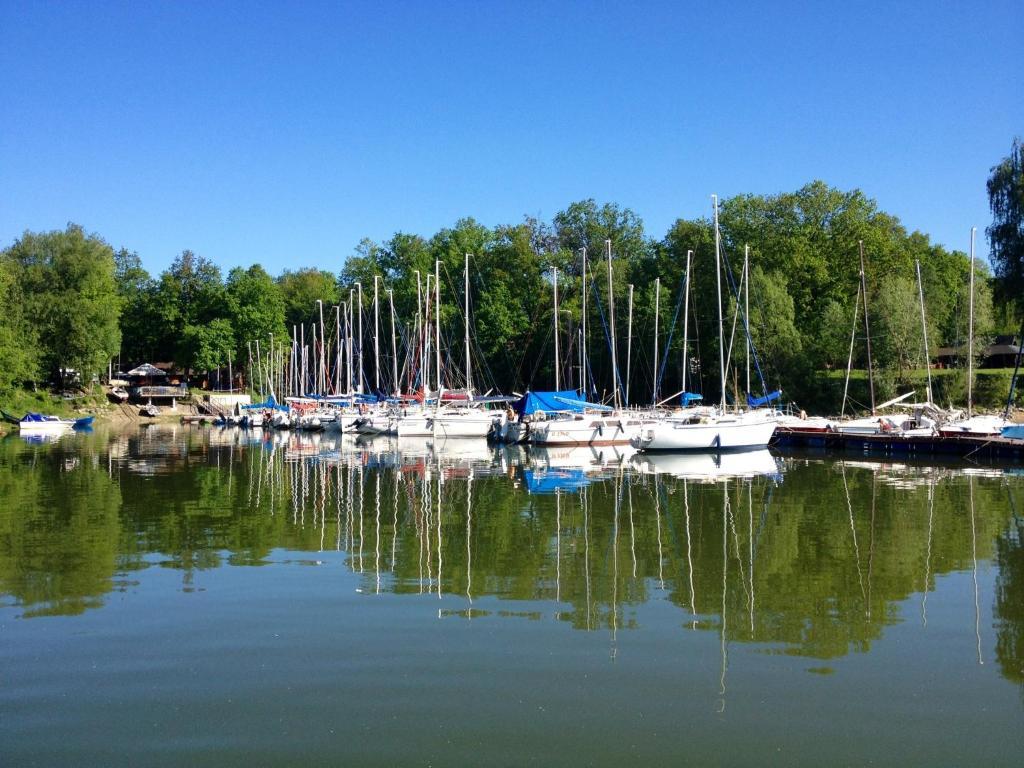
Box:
(773, 427, 1024, 462)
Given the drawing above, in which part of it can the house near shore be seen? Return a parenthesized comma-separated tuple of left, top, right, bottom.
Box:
(933, 335, 1021, 369)
(125, 363, 188, 409)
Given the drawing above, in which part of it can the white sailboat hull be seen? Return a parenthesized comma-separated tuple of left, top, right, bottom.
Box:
(528, 414, 641, 446)
(634, 412, 777, 451)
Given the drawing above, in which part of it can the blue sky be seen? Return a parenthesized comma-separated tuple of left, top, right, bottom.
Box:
(1, 1, 1020, 275)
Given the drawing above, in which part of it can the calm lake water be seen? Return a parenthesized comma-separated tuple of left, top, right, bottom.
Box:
(1, 426, 1022, 766)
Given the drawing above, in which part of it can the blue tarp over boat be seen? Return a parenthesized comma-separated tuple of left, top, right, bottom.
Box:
(523, 468, 592, 494)
(747, 390, 782, 408)
(1002, 424, 1024, 440)
(514, 390, 594, 417)
(681, 392, 703, 406)
(243, 395, 289, 411)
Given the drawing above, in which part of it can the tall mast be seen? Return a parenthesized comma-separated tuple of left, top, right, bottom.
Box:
(859, 241, 875, 414)
(464, 253, 472, 392)
(373, 276, 380, 393)
(435, 259, 441, 392)
(713, 195, 726, 412)
(389, 288, 398, 396)
(423, 273, 431, 393)
(415, 270, 422, 391)
(356, 282, 364, 394)
(915, 260, 933, 404)
(581, 247, 587, 395)
(334, 304, 341, 395)
(300, 323, 306, 396)
(341, 302, 348, 394)
(653, 277, 660, 404)
(968, 227, 976, 417)
(744, 245, 750, 397)
(682, 250, 692, 395)
(347, 289, 354, 393)
(606, 239, 620, 409)
(318, 299, 326, 395)
(626, 283, 634, 407)
(841, 284, 861, 420)
(553, 266, 560, 390)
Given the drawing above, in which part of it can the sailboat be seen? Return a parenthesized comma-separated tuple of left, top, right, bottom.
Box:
(939, 228, 1014, 438)
(528, 241, 644, 446)
(632, 196, 777, 452)
(395, 256, 507, 439)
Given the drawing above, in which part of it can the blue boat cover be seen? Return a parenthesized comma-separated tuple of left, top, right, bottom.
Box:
(514, 390, 593, 416)
(523, 468, 592, 494)
(243, 395, 289, 411)
(747, 390, 782, 408)
(1002, 424, 1024, 440)
(681, 392, 703, 405)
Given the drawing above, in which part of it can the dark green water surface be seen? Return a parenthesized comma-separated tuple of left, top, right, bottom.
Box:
(1, 426, 1023, 766)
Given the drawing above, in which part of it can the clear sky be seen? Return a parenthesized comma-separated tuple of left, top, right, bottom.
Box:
(1, 1, 1021, 275)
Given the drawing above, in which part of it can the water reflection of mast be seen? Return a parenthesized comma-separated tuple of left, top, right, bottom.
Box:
(970, 475, 984, 665)
(357, 463, 365, 572)
(319, 462, 327, 551)
(612, 470, 621, 660)
(921, 477, 934, 627)
(718, 481, 729, 713)
(584, 485, 592, 631)
(555, 489, 561, 604)
(392, 470, 399, 574)
(466, 470, 473, 604)
(748, 479, 755, 635)
(841, 462, 868, 612)
(418, 468, 427, 593)
(867, 470, 877, 621)
(655, 475, 665, 590)
(628, 478, 637, 578)
(728, 479, 751, 633)
(375, 472, 382, 594)
(436, 467, 443, 599)
(685, 479, 696, 628)
(336, 465, 343, 552)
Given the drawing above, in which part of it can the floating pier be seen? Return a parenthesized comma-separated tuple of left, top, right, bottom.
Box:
(774, 427, 1024, 462)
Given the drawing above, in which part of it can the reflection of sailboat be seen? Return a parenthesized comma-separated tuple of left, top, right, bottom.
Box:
(631, 449, 780, 482)
(523, 444, 636, 493)
(528, 444, 637, 471)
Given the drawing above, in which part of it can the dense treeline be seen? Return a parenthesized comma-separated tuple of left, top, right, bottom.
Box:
(2, 167, 1022, 411)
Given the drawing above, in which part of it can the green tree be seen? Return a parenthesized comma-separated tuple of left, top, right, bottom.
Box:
(2, 224, 121, 387)
(151, 250, 227, 366)
(225, 265, 287, 375)
(987, 137, 1024, 315)
(113, 248, 157, 365)
(0, 254, 40, 391)
(871, 273, 923, 383)
(278, 268, 340, 330)
(180, 318, 236, 374)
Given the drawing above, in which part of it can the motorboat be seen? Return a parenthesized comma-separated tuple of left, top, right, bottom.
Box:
(18, 412, 94, 433)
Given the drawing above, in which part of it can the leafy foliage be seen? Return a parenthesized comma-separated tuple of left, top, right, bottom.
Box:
(987, 137, 1024, 315)
(2, 224, 120, 387)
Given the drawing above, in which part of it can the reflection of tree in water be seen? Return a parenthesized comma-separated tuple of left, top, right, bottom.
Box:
(3, 430, 1024, 686)
(994, 486, 1024, 688)
(0, 438, 121, 617)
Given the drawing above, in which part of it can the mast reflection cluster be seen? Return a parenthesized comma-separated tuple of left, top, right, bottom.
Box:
(0, 427, 1022, 688)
